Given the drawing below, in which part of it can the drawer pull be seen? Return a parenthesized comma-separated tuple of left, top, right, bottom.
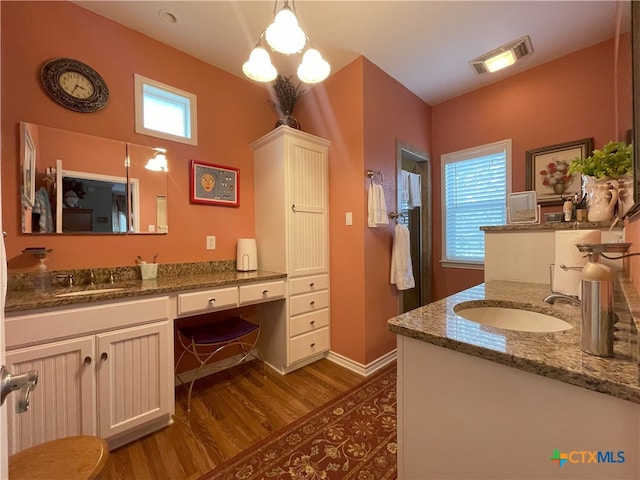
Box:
(208, 298, 216, 304)
(310, 301, 315, 306)
(309, 282, 315, 288)
(310, 320, 316, 325)
(310, 342, 316, 348)
(83, 356, 92, 366)
(262, 290, 269, 296)
(100, 352, 108, 362)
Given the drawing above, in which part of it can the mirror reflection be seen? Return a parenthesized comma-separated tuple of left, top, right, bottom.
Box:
(20, 122, 168, 234)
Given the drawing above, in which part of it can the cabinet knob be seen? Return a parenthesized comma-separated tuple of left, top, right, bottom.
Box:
(310, 343, 316, 348)
(83, 356, 92, 366)
(309, 283, 315, 288)
(100, 352, 108, 362)
(208, 298, 216, 305)
(310, 320, 316, 325)
(310, 301, 315, 306)
(262, 290, 269, 296)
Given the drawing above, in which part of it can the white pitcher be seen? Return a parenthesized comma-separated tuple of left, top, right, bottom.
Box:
(584, 175, 618, 222)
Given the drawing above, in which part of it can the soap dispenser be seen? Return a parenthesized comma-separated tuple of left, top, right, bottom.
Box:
(33, 258, 51, 293)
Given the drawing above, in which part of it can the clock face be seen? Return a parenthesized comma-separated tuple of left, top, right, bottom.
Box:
(41, 58, 109, 112)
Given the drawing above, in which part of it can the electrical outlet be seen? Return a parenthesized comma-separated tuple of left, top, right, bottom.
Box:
(206, 236, 216, 250)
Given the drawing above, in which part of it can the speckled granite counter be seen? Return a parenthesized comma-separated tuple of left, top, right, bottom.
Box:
(6, 268, 287, 314)
(388, 279, 640, 404)
(480, 221, 621, 232)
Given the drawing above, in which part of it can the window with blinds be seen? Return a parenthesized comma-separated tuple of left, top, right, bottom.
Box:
(441, 139, 512, 268)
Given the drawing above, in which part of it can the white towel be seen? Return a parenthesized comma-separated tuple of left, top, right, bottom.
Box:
(368, 183, 389, 227)
(390, 224, 415, 290)
(408, 172, 422, 207)
(400, 171, 410, 204)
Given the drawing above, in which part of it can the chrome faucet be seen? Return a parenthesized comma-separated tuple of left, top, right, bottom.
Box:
(57, 273, 74, 287)
(544, 293, 581, 307)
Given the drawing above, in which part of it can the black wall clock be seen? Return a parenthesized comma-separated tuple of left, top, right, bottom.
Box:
(40, 58, 109, 113)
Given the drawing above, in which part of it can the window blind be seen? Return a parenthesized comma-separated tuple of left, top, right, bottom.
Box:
(442, 140, 511, 265)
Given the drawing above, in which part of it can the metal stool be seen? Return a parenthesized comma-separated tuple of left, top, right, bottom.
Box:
(175, 316, 265, 412)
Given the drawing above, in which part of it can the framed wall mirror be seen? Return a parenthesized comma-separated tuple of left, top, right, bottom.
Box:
(20, 122, 169, 235)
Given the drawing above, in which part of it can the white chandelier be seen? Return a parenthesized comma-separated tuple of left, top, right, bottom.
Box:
(243, 0, 330, 84)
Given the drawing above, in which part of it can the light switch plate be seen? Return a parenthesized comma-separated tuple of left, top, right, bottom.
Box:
(345, 212, 353, 226)
(206, 236, 216, 250)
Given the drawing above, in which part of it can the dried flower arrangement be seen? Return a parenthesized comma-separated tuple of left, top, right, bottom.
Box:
(267, 74, 304, 118)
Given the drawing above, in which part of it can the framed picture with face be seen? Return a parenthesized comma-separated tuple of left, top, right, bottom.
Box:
(189, 160, 239, 207)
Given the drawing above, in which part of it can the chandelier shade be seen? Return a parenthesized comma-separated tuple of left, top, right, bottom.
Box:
(243, 0, 330, 84)
(243, 45, 277, 82)
(145, 148, 168, 172)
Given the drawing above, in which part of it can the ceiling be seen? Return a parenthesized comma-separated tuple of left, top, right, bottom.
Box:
(73, 1, 631, 105)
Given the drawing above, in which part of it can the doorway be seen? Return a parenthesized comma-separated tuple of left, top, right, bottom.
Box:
(396, 140, 431, 313)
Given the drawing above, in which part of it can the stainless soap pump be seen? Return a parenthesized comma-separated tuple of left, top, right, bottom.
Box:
(576, 242, 629, 357)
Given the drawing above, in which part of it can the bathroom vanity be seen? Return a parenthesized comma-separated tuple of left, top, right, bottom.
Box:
(390, 221, 640, 479)
(4, 266, 287, 455)
(389, 280, 640, 479)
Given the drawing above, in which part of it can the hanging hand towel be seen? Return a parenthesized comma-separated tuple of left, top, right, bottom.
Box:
(408, 172, 422, 207)
(400, 170, 410, 204)
(368, 183, 389, 227)
(390, 223, 415, 290)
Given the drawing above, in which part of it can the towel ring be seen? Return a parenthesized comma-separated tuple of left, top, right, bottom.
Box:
(366, 170, 384, 185)
(389, 212, 405, 223)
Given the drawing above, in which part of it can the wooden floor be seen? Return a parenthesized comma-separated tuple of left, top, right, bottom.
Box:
(102, 359, 366, 480)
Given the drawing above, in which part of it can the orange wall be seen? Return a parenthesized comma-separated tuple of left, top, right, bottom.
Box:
(431, 36, 632, 301)
(297, 58, 431, 365)
(1, 1, 272, 271)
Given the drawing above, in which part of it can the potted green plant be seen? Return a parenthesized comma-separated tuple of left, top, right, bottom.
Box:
(568, 141, 633, 221)
(267, 75, 304, 130)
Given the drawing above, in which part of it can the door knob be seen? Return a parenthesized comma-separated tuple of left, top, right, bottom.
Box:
(0, 365, 39, 414)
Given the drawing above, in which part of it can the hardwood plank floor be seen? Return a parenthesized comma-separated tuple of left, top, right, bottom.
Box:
(102, 359, 366, 480)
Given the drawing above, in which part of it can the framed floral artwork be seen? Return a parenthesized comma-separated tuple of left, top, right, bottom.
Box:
(525, 138, 593, 206)
(189, 160, 239, 207)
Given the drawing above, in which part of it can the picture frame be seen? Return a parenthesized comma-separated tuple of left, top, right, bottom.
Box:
(21, 123, 36, 208)
(525, 138, 593, 206)
(189, 159, 239, 207)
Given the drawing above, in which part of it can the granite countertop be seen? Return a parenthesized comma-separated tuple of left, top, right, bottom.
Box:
(388, 279, 640, 404)
(6, 269, 287, 314)
(480, 221, 621, 232)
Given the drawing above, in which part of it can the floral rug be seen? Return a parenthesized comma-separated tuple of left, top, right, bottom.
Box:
(198, 364, 397, 480)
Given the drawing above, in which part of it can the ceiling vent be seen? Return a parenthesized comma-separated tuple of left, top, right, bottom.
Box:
(470, 36, 533, 74)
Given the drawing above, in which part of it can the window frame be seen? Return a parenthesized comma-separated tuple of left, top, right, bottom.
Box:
(134, 74, 198, 146)
(440, 139, 512, 269)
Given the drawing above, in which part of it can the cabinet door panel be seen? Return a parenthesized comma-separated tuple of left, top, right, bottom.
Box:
(6, 336, 95, 455)
(96, 322, 170, 438)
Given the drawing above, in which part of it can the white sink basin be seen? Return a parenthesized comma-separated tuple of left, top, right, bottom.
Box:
(55, 288, 124, 297)
(453, 305, 573, 333)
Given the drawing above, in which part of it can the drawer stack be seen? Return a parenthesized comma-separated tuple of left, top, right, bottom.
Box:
(288, 274, 330, 364)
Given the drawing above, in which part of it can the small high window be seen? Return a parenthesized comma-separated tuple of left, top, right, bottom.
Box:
(134, 74, 197, 145)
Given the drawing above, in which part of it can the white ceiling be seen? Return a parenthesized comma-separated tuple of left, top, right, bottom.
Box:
(74, 1, 631, 105)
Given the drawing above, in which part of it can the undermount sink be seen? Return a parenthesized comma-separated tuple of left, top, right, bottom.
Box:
(55, 288, 124, 297)
(453, 303, 573, 333)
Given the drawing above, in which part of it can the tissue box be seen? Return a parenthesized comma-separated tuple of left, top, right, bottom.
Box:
(140, 263, 158, 280)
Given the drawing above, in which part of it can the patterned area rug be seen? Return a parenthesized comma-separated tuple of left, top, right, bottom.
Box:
(198, 364, 397, 480)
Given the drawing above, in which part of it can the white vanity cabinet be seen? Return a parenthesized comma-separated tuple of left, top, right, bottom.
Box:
(5, 296, 172, 454)
(252, 126, 331, 373)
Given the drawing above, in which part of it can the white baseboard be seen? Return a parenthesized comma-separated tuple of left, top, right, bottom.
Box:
(326, 349, 397, 377)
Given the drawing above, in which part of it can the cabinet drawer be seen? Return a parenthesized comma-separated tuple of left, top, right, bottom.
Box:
(289, 274, 329, 295)
(290, 309, 329, 337)
(178, 287, 238, 315)
(289, 291, 329, 316)
(289, 328, 330, 364)
(239, 280, 285, 305)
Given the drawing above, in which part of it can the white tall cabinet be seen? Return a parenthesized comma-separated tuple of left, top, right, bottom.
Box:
(251, 126, 331, 373)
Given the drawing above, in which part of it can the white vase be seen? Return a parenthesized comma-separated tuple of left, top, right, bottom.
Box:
(583, 175, 618, 222)
(616, 174, 634, 217)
